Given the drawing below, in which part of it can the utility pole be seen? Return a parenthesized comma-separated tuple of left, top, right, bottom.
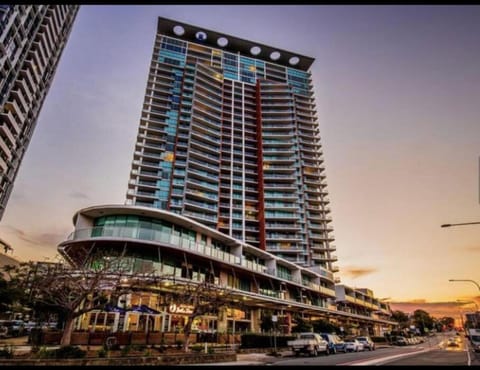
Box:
(272, 314, 278, 355)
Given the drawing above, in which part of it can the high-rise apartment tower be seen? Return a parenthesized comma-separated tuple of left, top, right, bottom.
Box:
(126, 17, 336, 271)
(0, 5, 79, 220)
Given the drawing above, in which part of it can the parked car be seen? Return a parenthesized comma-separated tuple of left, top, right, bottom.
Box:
(320, 333, 343, 354)
(416, 336, 425, 343)
(344, 338, 364, 352)
(393, 335, 408, 346)
(23, 321, 41, 333)
(333, 336, 347, 353)
(356, 336, 375, 351)
(287, 332, 330, 356)
(0, 320, 26, 337)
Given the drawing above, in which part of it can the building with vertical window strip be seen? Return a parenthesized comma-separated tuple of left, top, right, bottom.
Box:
(59, 17, 396, 338)
(0, 5, 79, 221)
(126, 17, 336, 272)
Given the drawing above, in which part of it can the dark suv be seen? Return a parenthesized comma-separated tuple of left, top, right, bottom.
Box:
(357, 336, 375, 351)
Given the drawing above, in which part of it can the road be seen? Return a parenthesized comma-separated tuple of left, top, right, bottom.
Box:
(376, 333, 474, 366)
(248, 333, 475, 366)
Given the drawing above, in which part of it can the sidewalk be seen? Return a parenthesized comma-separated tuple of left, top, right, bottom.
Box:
(191, 348, 296, 366)
(188, 351, 291, 366)
(197, 344, 395, 366)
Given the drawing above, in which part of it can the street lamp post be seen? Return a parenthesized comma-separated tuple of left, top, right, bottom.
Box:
(272, 314, 278, 355)
(448, 279, 480, 292)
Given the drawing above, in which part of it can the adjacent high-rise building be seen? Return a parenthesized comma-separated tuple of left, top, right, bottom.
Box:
(126, 17, 336, 272)
(0, 5, 79, 221)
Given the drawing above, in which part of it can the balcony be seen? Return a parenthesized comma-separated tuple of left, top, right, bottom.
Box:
(319, 286, 336, 298)
(184, 198, 218, 213)
(0, 156, 7, 173)
(311, 254, 337, 262)
(0, 123, 16, 147)
(10, 89, 29, 114)
(0, 110, 20, 134)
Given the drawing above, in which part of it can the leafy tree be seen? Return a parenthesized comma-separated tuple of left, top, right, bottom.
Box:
(0, 273, 23, 313)
(412, 309, 434, 334)
(8, 249, 242, 353)
(291, 314, 312, 333)
(162, 275, 234, 352)
(5, 251, 163, 346)
(260, 311, 274, 333)
(0, 264, 31, 316)
(391, 310, 410, 329)
(439, 316, 455, 330)
(312, 318, 341, 334)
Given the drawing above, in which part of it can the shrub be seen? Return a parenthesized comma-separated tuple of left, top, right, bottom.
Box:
(36, 346, 55, 359)
(132, 344, 146, 351)
(0, 346, 14, 359)
(35, 345, 86, 359)
(121, 345, 132, 356)
(54, 345, 87, 359)
(191, 344, 203, 352)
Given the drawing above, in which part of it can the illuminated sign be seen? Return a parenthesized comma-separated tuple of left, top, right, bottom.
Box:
(168, 304, 194, 314)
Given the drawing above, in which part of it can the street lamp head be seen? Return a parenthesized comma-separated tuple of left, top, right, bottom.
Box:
(441, 221, 480, 228)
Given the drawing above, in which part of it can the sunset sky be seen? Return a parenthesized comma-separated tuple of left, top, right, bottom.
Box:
(0, 5, 479, 315)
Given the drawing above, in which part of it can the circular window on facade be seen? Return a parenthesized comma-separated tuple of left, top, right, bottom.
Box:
(173, 25, 185, 36)
(195, 31, 207, 41)
(217, 37, 228, 47)
(289, 56, 300, 66)
(250, 46, 261, 56)
(270, 51, 281, 61)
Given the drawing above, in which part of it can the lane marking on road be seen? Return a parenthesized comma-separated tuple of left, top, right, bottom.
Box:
(465, 342, 471, 366)
(338, 348, 433, 366)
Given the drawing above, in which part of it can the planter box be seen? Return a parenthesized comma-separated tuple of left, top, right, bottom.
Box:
(130, 332, 147, 345)
(89, 332, 107, 345)
(163, 333, 177, 345)
(71, 332, 89, 345)
(43, 331, 62, 345)
(147, 332, 163, 345)
(113, 332, 131, 345)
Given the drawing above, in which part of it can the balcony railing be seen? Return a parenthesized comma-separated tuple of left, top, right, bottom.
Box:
(67, 226, 240, 265)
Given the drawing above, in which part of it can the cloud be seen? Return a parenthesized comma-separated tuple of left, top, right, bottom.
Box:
(400, 299, 427, 304)
(68, 191, 89, 199)
(389, 299, 480, 322)
(1, 226, 65, 247)
(341, 266, 378, 279)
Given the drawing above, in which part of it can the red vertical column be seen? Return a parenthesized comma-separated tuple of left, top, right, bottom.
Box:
(255, 80, 266, 251)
